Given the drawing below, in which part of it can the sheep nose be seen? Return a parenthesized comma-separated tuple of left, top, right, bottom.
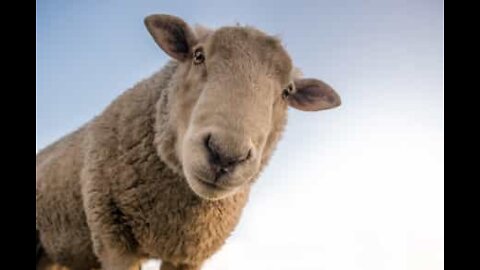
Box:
(204, 134, 252, 179)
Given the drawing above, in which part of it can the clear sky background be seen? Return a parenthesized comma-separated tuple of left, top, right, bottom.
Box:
(37, 0, 444, 269)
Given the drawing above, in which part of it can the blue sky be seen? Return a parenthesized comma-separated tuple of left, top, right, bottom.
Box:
(37, 1, 443, 269)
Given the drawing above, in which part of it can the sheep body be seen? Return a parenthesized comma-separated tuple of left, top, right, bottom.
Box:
(37, 15, 341, 270)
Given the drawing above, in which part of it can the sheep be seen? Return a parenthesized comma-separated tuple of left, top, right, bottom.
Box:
(36, 14, 341, 270)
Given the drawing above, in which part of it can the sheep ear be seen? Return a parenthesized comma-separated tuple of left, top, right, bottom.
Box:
(144, 14, 197, 62)
(288, 78, 341, 111)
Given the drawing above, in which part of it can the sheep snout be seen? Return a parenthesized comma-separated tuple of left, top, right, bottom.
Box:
(204, 134, 252, 180)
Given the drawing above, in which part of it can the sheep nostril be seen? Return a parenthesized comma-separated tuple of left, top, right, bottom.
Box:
(205, 134, 216, 156)
(205, 134, 222, 166)
(244, 149, 252, 162)
(204, 134, 212, 152)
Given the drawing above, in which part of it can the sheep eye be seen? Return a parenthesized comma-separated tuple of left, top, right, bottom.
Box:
(282, 84, 293, 99)
(193, 48, 205, 65)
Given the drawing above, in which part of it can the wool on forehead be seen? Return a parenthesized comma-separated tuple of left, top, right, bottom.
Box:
(195, 24, 293, 84)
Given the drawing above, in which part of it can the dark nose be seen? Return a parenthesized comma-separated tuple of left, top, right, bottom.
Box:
(205, 134, 251, 179)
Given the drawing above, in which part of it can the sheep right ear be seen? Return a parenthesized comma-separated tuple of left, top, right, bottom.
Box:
(144, 14, 197, 62)
(288, 78, 341, 111)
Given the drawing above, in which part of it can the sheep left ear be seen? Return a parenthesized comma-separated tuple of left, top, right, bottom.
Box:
(144, 14, 197, 62)
(287, 78, 341, 111)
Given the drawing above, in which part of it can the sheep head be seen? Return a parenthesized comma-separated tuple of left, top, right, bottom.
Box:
(145, 14, 341, 200)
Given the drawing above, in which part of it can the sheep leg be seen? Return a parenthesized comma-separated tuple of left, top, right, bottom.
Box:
(95, 247, 141, 270)
(81, 163, 141, 270)
(160, 261, 202, 270)
(36, 255, 58, 270)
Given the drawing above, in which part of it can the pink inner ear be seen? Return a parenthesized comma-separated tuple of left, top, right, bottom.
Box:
(289, 79, 341, 111)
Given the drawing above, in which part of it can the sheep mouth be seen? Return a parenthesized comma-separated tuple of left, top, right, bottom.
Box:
(196, 177, 230, 191)
(186, 172, 245, 200)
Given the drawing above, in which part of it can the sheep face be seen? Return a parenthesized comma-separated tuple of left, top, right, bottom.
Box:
(146, 15, 341, 200)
